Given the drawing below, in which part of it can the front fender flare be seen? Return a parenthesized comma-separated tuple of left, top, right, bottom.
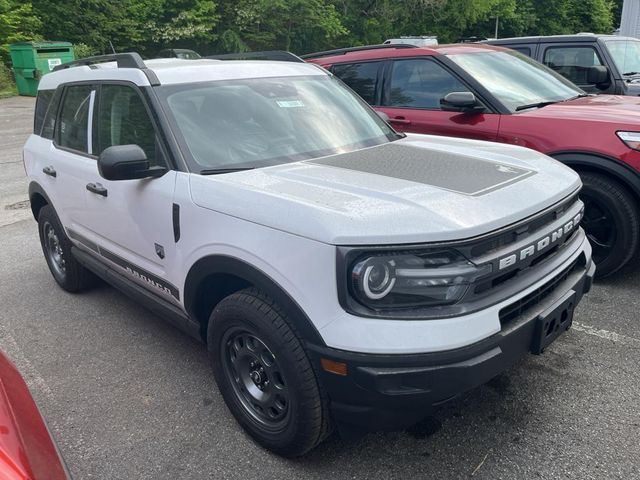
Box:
(184, 255, 326, 346)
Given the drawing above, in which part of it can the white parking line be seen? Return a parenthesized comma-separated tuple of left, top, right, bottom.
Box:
(573, 322, 640, 347)
(0, 326, 53, 398)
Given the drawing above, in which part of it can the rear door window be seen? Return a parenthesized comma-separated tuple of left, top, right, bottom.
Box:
(331, 61, 382, 105)
(543, 46, 603, 85)
(57, 85, 94, 153)
(386, 58, 470, 109)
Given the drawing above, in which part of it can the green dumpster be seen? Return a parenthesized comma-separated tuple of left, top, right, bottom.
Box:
(8, 42, 75, 96)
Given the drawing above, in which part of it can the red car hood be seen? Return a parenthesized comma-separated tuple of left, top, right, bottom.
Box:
(519, 95, 640, 125)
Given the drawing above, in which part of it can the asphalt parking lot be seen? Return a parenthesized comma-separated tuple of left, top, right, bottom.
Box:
(1, 96, 639, 479)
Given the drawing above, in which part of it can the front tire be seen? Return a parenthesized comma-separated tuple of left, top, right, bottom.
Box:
(579, 172, 639, 277)
(37, 205, 96, 292)
(208, 288, 331, 456)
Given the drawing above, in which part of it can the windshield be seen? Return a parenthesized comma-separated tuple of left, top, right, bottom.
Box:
(158, 75, 396, 173)
(448, 51, 584, 112)
(604, 39, 640, 75)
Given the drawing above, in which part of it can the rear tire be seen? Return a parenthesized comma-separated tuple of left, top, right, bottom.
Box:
(208, 288, 331, 456)
(37, 205, 96, 292)
(579, 172, 639, 278)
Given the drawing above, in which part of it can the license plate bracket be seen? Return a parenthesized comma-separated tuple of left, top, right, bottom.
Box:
(531, 290, 576, 355)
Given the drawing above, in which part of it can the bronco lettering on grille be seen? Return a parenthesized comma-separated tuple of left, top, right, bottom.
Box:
(498, 211, 583, 270)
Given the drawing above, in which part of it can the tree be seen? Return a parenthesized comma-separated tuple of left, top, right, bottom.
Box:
(0, 0, 42, 60)
(218, 0, 346, 53)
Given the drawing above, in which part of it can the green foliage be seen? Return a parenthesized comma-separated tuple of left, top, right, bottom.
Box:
(0, 60, 15, 96)
(217, 0, 346, 53)
(73, 42, 95, 59)
(0, 0, 42, 63)
(0, 0, 622, 66)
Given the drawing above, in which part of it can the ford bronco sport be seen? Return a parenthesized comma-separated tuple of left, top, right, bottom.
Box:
(24, 52, 594, 456)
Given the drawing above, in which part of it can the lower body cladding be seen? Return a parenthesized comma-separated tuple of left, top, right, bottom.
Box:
(307, 244, 595, 431)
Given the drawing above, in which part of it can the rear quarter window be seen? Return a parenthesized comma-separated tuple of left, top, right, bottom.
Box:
(510, 46, 532, 57)
(331, 61, 382, 105)
(34, 90, 54, 135)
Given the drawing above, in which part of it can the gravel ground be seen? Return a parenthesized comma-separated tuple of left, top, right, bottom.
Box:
(1, 96, 638, 479)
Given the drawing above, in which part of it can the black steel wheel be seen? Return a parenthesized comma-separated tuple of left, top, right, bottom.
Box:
(43, 220, 67, 281)
(209, 288, 331, 456)
(37, 205, 96, 292)
(222, 328, 290, 432)
(579, 172, 639, 278)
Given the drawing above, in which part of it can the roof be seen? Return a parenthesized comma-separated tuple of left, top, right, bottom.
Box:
(306, 43, 505, 64)
(38, 58, 325, 90)
(486, 34, 638, 45)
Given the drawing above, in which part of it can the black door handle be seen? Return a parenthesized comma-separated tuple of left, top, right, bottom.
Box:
(86, 183, 108, 197)
(42, 166, 57, 177)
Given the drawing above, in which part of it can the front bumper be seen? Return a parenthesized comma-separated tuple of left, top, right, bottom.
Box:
(307, 255, 595, 431)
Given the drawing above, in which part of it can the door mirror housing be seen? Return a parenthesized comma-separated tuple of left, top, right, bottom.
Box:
(440, 92, 484, 113)
(587, 65, 609, 86)
(98, 145, 167, 181)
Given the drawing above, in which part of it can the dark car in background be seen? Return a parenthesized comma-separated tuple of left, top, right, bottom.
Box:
(156, 48, 201, 59)
(485, 35, 640, 96)
(305, 43, 640, 277)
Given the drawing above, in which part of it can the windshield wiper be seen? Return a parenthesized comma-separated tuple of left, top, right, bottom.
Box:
(515, 100, 560, 112)
(624, 71, 640, 76)
(515, 94, 588, 112)
(200, 167, 256, 175)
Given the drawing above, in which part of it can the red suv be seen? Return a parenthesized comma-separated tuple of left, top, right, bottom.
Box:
(305, 44, 640, 277)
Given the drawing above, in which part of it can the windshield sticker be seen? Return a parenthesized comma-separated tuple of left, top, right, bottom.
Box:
(276, 99, 304, 108)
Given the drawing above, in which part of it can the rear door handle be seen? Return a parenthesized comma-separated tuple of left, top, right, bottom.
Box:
(390, 117, 412, 125)
(42, 166, 57, 177)
(86, 182, 108, 197)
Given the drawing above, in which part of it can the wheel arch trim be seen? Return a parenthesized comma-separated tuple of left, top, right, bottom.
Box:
(184, 255, 326, 346)
(28, 181, 54, 220)
(550, 151, 640, 199)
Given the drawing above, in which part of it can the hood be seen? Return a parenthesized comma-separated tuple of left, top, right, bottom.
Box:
(518, 94, 640, 124)
(189, 135, 580, 245)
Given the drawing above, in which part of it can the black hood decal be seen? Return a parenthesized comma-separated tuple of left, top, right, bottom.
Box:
(308, 143, 535, 196)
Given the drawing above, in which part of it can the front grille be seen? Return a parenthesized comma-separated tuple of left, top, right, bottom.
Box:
(473, 229, 579, 296)
(469, 193, 579, 258)
(498, 253, 585, 326)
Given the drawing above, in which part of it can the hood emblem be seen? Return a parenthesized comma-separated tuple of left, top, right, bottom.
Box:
(496, 165, 519, 174)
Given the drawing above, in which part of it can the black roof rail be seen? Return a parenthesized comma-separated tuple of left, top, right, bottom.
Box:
(206, 50, 304, 63)
(52, 52, 146, 71)
(300, 44, 418, 60)
(51, 52, 160, 86)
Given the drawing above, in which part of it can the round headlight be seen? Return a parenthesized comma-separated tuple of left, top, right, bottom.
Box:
(353, 257, 396, 300)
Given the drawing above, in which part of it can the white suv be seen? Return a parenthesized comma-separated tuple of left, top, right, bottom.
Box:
(24, 53, 594, 456)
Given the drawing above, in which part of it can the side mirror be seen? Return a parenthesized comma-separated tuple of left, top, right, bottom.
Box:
(376, 110, 390, 123)
(440, 92, 484, 113)
(98, 145, 166, 181)
(587, 65, 609, 86)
